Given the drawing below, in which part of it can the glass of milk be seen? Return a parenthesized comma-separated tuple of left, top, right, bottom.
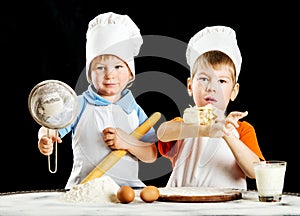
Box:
(253, 160, 287, 202)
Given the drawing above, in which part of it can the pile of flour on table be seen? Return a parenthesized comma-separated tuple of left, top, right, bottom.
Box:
(60, 176, 120, 203)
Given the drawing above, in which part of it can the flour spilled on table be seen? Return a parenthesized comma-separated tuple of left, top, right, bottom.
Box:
(60, 176, 120, 203)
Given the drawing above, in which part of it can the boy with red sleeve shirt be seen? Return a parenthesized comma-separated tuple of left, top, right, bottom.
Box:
(157, 26, 265, 190)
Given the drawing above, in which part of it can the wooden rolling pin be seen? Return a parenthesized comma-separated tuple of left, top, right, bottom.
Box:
(80, 112, 162, 184)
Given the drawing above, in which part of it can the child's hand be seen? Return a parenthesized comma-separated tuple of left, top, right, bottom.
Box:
(206, 110, 247, 137)
(102, 127, 132, 150)
(207, 121, 226, 137)
(223, 111, 248, 136)
(38, 133, 62, 156)
(204, 106, 226, 137)
(211, 106, 226, 123)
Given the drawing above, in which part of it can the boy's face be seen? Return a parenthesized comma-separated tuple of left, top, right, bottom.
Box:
(187, 64, 239, 111)
(90, 55, 133, 102)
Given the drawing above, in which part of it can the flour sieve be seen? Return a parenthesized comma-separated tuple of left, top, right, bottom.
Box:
(28, 80, 79, 173)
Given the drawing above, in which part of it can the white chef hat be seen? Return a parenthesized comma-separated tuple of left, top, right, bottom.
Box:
(186, 26, 242, 82)
(85, 12, 143, 83)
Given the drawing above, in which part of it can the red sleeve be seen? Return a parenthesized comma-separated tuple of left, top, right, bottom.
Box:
(158, 140, 181, 168)
(237, 121, 265, 160)
(158, 140, 177, 158)
(157, 117, 183, 166)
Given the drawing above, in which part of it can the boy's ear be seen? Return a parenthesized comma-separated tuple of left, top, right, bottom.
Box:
(187, 77, 193, 96)
(230, 83, 240, 101)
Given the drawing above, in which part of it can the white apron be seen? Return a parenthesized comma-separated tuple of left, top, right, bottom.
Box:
(167, 129, 247, 190)
(65, 103, 146, 189)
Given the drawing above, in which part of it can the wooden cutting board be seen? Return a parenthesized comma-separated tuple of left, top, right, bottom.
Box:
(157, 187, 242, 203)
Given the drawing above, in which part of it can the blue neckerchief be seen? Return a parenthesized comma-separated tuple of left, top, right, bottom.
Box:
(83, 84, 136, 114)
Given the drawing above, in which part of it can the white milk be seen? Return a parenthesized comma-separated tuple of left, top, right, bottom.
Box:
(253, 161, 286, 201)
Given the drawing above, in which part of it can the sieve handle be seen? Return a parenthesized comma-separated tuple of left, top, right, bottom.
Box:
(47, 129, 58, 173)
(80, 112, 161, 184)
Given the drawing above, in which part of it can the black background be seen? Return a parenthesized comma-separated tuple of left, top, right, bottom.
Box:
(2, 1, 298, 193)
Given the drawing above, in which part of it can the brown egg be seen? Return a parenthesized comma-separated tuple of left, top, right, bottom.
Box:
(117, 186, 135, 204)
(140, 185, 160, 203)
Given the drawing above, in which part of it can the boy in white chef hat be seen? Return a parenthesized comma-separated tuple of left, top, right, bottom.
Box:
(37, 12, 158, 189)
(85, 12, 142, 85)
(157, 26, 265, 190)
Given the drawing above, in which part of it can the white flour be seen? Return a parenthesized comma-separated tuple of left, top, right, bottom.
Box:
(60, 176, 120, 203)
(38, 92, 64, 118)
(159, 187, 228, 196)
